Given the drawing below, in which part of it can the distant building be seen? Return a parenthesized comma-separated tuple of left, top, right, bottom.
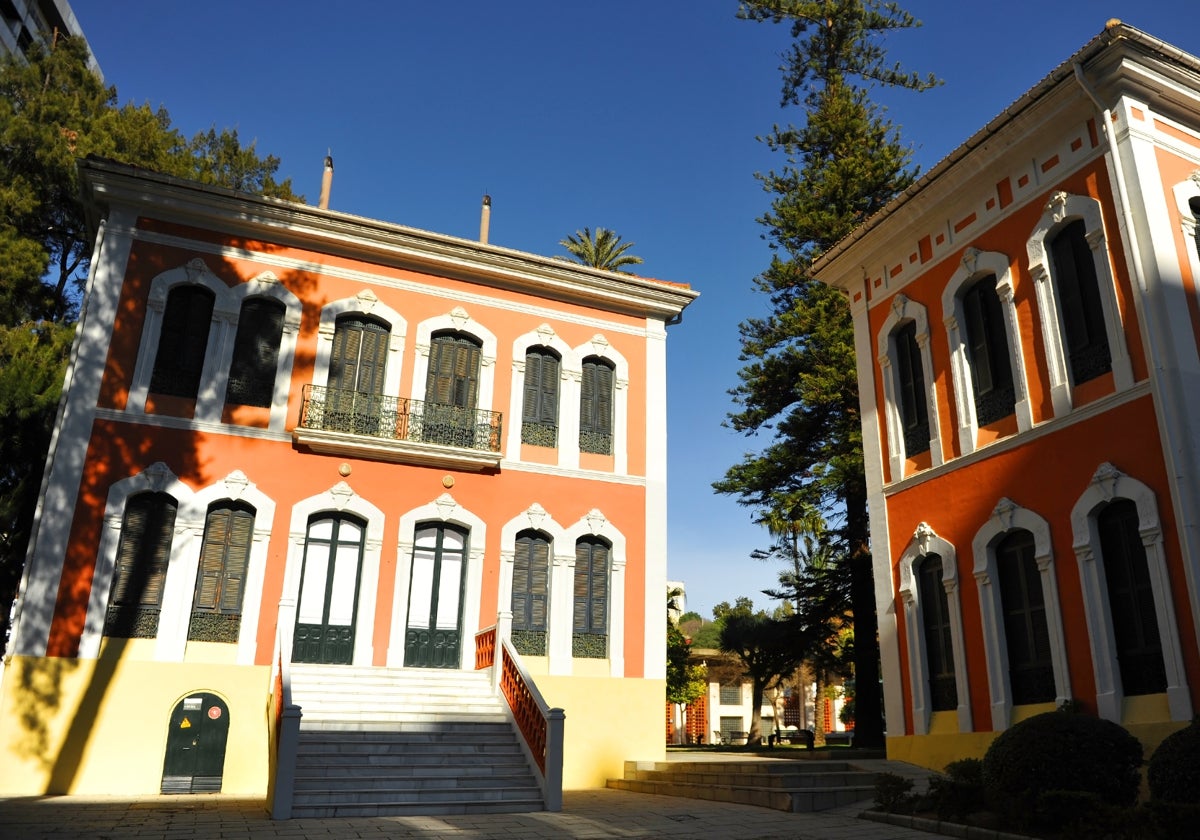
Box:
(0, 157, 696, 811)
(0, 0, 99, 75)
(815, 21, 1200, 770)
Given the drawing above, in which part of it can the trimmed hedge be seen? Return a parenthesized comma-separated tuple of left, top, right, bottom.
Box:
(1148, 720, 1200, 803)
(981, 710, 1142, 827)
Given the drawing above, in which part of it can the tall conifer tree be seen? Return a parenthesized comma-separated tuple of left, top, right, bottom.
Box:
(715, 0, 936, 748)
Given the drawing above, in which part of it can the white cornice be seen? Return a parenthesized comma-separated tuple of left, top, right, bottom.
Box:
(78, 159, 698, 322)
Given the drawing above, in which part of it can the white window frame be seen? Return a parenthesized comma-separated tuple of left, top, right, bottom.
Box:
(563, 508, 627, 677)
(506, 324, 576, 464)
(389, 493, 486, 670)
(897, 523, 971, 735)
(127, 261, 301, 430)
(1026, 192, 1133, 417)
(942, 249, 1033, 456)
(498, 503, 570, 671)
(280, 482, 385, 667)
(972, 498, 1070, 730)
(312, 290, 407, 399)
(1070, 463, 1192, 722)
(570, 334, 629, 474)
(876, 295, 943, 479)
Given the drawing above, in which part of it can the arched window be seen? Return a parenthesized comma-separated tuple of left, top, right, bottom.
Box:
(1099, 499, 1167, 696)
(917, 554, 956, 711)
(1050, 219, 1111, 385)
(895, 322, 930, 456)
(522, 348, 560, 447)
(962, 274, 1015, 425)
(1190, 197, 1200, 265)
(330, 315, 389, 395)
(423, 333, 482, 447)
(150, 285, 215, 398)
(579, 357, 614, 455)
(573, 536, 610, 657)
(996, 530, 1054, 705)
(511, 530, 550, 655)
(294, 514, 367, 665)
(188, 502, 254, 643)
(105, 492, 177, 638)
(225, 298, 285, 407)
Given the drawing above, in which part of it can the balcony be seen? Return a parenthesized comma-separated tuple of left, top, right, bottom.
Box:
(293, 384, 503, 471)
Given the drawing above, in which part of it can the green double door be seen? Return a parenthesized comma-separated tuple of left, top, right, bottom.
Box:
(161, 693, 229, 793)
(293, 515, 364, 665)
(405, 524, 466, 668)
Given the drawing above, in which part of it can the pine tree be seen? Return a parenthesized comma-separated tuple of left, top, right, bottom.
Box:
(715, 0, 937, 749)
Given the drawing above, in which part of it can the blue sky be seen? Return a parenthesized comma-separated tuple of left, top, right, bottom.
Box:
(72, 1, 1200, 619)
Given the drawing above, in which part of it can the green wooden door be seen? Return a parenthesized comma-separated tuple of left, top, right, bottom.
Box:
(293, 515, 365, 665)
(405, 524, 466, 668)
(161, 693, 229, 793)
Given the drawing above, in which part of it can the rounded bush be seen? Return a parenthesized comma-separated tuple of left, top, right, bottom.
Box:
(1148, 720, 1200, 803)
(981, 710, 1143, 821)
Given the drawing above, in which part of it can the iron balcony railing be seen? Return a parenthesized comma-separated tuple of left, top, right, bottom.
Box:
(298, 384, 502, 453)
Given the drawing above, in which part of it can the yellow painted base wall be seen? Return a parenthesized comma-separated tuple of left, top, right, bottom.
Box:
(536, 675, 665, 789)
(0, 652, 270, 796)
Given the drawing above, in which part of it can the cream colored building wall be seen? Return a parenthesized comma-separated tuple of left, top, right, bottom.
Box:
(536, 675, 664, 789)
(0, 649, 270, 795)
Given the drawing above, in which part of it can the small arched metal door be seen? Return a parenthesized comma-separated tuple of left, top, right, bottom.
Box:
(161, 692, 230, 793)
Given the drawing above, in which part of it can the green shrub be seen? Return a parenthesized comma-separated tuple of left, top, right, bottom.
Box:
(925, 758, 985, 820)
(873, 772, 915, 813)
(1148, 720, 1200, 803)
(981, 709, 1143, 827)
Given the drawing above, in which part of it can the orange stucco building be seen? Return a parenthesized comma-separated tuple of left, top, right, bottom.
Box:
(0, 158, 696, 806)
(815, 22, 1200, 769)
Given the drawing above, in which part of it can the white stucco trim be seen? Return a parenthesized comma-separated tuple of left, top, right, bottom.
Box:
(1070, 463, 1192, 722)
(941, 249, 1033, 457)
(1026, 192, 1134, 416)
(563, 510, 627, 678)
(643, 319, 669, 680)
(897, 523, 971, 735)
(282, 482, 385, 667)
(498, 505, 570, 673)
(971, 498, 1070, 731)
(876, 295, 944, 480)
(573, 334, 630, 475)
(506, 324, 576, 464)
(389, 494, 486, 670)
(312, 290, 407, 400)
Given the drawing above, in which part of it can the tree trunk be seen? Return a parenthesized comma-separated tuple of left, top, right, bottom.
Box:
(847, 481, 884, 748)
(748, 680, 765, 745)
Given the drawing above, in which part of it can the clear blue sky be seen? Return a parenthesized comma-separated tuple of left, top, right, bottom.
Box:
(72, 1, 1200, 620)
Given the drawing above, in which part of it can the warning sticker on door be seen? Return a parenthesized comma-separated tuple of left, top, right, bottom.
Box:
(208, 706, 222, 720)
(180, 717, 192, 729)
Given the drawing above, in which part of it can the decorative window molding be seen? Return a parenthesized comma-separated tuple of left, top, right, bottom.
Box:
(942, 249, 1033, 455)
(507, 325, 576, 462)
(313, 291, 406, 400)
(1070, 463, 1192, 722)
(897, 523, 971, 735)
(281, 482, 384, 667)
(877, 295, 944, 479)
(972, 498, 1070, 730)
(563, 509, 627, 677)
(389, 493, 486, 669)
(1026, 193, 1133, 416)
(411, 307, 496, 411)
(1173, 173, 1200, 319)
(569, 335, 629, 474)
(499, 504, 571, 671)
(128, 262, 301, 430)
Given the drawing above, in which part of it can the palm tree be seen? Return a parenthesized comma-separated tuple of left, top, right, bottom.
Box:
(560, 227, 644, 272)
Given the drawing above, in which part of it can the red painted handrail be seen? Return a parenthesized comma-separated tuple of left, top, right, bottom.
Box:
(500, 645, 548, 773)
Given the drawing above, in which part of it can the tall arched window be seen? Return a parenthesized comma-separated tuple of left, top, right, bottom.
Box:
(1099, 499, 1167, 696)
(996, 530, 1054, 705)
(579, 357, 614, 455)
(294, 514, 366, 665)
(188, 502, 254, 643)
(918, 554, 956, 711)
(895, 322, 930, 456)
(573, 536, 610, 657)
(1050, 219, 1111, 385)
(225, 298, 285, 407)
(105, 491, 177, 638)
(150, 285, 215, 398)
(424, 332, 482, 446)
(522, 348, 560, 447)
(962, 274, 1015, 425)
(511, 530, 550, 655)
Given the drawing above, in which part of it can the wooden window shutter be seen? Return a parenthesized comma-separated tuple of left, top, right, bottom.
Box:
(151, 285, 215, 398)
(522, 352, 543, 424)
(1191, 198, 1200, 265)
(194, 504, 254, 614)
(113, 492, 177, 609)
(512, 535, 531, 628)
(573, 538, 609, 634)
(226, 297, 285, 407)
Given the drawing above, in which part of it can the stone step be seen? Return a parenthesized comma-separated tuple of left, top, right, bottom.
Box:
(289, 797, 545, 819)
(622, 766, 875, 789)
(295, 760, 528, 778)
(292, 783, 541, 806)
(294, 772, 536, 792)
(606, 777, 875, 812)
